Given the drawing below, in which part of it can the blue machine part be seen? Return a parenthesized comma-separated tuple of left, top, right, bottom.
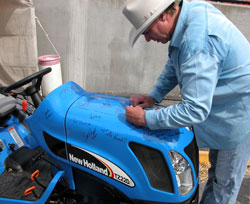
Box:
(0, 116, 37, 174)
(65, 91, 198, 203)
(25, 81, 198, 203)
(25, 81, 86, 190)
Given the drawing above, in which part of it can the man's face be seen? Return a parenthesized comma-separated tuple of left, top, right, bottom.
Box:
(143, 12, 176, 44)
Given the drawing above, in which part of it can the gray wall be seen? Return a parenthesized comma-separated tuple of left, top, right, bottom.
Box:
(33, 0, 250, 99)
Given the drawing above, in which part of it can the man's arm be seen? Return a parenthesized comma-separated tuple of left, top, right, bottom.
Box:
(149, 58, 178, 103)
(146, 50, 220, 129)
(126, 59, 178, 126)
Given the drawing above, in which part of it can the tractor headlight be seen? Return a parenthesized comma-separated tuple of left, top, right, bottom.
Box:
(169, 151, 193, 195)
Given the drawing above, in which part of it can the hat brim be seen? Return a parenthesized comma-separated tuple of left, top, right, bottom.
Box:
(129, 0, 175, 47)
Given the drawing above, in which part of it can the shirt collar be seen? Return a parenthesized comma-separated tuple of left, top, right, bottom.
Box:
(169, 0, 189, 49)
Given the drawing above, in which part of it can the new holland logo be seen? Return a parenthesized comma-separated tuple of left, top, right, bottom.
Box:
(68, 144, 135, 187)
(69, 153, 109, 176)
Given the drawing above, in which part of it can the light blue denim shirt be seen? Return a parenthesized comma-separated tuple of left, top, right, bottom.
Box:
(145, 0, 250, 150)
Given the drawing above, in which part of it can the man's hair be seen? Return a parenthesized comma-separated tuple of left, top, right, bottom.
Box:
(165, 0, 182, 16)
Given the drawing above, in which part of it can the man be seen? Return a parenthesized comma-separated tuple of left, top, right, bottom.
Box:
(122, 0, 250, 203)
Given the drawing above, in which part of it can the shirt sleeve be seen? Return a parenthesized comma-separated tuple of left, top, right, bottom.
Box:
(149, 59, 178, 103)
(146, 50, 220, 130)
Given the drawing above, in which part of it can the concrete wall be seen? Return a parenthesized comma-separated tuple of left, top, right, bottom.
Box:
(33, 0, 250, 99)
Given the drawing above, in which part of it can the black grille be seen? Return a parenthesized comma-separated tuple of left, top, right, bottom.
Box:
(129, 142, 173, 193)
(43, 131, 67, 159)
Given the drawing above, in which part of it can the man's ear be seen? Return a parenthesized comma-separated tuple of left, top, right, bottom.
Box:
(160, 12, 168, 22)
(158, 13, 165, 22)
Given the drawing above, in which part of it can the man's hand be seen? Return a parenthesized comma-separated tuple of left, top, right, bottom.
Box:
(125, 106, 146, 126)
(130, 95, 156, 108)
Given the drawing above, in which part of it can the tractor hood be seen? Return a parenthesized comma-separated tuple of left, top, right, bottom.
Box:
(26, 81, 197, 202)
(25, 81, 86, 155)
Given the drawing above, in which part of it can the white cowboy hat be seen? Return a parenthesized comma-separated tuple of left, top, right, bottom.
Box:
(123, 0, 177, 46)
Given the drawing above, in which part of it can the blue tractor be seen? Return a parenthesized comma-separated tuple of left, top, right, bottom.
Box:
(0, 68, 199, 204)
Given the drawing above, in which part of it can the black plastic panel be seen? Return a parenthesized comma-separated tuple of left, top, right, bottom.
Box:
(129, 142, 173, 193)
(43, 131, 67, 159)
(184, 137, 199, 178)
